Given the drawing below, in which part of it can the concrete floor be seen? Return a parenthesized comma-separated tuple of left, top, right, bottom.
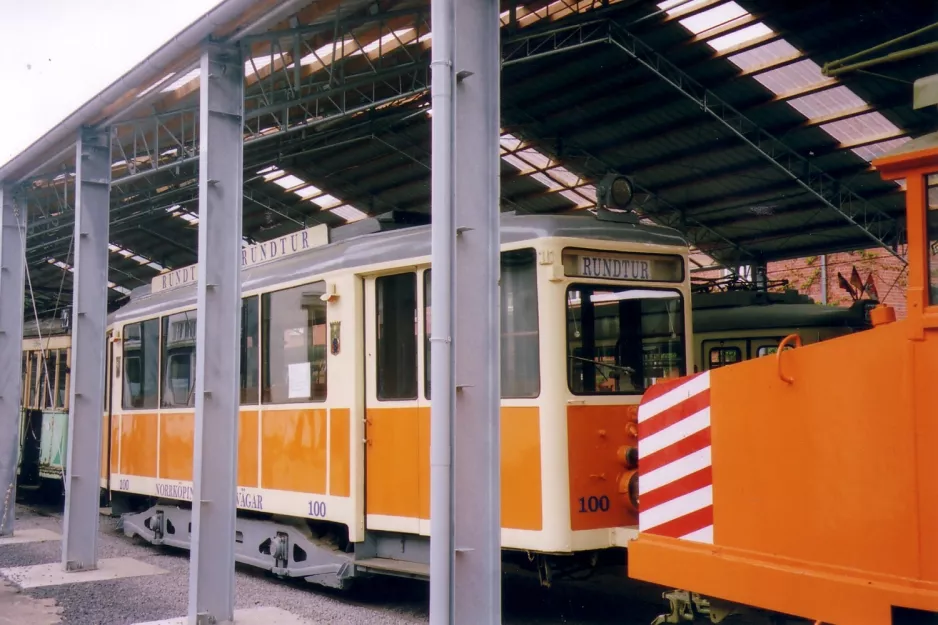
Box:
(0, 577, 63, 625)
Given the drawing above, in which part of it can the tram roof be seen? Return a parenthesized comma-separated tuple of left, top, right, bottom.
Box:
(4, 0, 935, 319)
(107, 211, 689, 323)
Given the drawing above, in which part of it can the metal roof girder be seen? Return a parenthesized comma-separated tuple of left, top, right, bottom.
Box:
(605, 20, 907, 264)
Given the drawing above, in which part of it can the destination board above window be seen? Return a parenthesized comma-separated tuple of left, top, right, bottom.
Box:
(562, 249, 683, 283)
(151, 224, 329, 294)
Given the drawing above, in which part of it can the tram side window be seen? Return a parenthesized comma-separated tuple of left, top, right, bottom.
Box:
(709, 347, 741, 369)
(35, 353, 51, 409)
(54, 349, 68, 409)
(376, 272, 417, 400)
(422, 248, 540, 399)
(241, 296, 260, 404)
(262, 282, 328, 404)
(566, 286, 684, 395)
(162, 311, 198, 408)
(122, 319, 160, 409)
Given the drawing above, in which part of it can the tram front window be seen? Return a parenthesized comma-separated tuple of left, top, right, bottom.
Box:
(566, 285, 684, 394)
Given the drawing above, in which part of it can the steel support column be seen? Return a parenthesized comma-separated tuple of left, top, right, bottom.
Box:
(186, 43, 244, 625)
(0, 186, 26, 536)
(62, 126, 111, 570)
(454, 0, 502, 622)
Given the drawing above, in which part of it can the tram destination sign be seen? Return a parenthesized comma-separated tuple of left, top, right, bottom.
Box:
(562, 249, 683, 282)
(151, 224, 329, 293)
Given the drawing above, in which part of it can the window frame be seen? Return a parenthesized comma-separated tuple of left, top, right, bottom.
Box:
(564, 282, 687, 396)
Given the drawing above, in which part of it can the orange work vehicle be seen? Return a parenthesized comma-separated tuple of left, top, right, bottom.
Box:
(627, 131, 938, 625)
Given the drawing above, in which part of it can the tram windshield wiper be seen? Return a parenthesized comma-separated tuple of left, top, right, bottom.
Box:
(568, 355, 635, 375)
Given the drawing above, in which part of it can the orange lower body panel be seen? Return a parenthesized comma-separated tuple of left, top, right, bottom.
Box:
(629, 533, 938, 625)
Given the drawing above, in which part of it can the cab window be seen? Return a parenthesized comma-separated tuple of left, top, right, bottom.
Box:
(566, 286, 684, 394)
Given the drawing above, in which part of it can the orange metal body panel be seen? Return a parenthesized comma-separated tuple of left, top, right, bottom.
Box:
(329, 408, 350, 497)
(260, 408, 329, 494)
(365, 406, 542, 530)
(100, 414, 109, 480)
(238, 410, 259, 488)
(365, 407, 422, 518)
(628, 139, 938, 623)
(109, 416, 120, 474)
(159, 412, 194, 481)
(119, 413, 158, 477)
(567, 404, 637, 531)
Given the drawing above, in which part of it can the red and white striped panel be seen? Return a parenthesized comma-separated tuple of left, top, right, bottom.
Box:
(636, 371, 713, 544)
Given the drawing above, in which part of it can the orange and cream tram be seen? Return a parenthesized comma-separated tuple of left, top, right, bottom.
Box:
(108, 211, 691, 585)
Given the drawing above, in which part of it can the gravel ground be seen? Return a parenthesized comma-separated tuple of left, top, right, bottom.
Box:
(0, 498, 664, 625)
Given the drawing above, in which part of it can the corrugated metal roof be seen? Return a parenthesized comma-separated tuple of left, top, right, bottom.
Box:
(8, 0, 937, 316)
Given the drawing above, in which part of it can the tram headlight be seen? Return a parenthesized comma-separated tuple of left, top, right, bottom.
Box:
(597, 173, 634, 210)
(618, 469, 639, 513)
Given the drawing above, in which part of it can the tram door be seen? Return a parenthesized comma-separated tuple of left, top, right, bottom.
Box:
(362, 268, 428, 534)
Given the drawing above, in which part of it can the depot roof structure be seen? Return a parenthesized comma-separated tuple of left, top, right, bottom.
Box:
(2, 0, 935, 316)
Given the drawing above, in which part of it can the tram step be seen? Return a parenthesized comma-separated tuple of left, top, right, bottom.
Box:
(355, 557, 430, 579)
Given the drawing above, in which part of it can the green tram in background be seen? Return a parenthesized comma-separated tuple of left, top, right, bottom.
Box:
(18, 316, 71, 492)
(14, 277, 875, 496)
(689, 277, 877, 373)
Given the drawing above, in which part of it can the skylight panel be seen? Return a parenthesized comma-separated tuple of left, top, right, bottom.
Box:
(352, 29, 414, 56)
(137, 72, 175, 99)
(293, 185, 322, 199)
(245, 52, 285, 77)
(500, 134, 523, 152)
(677, 2, 747, 35)
(707, 22, 772, 52)
(117, 249, 133, 258)
(311, 194, 342, 209)
(752, 58, 828, 96)
(787, 85, 866, 120)
(658, 0, 709, 15)
(330, 205, 368, 222)
(296, 38, 355, 67)
(547, 167, 582, 187)
(530, 172, 564, 191)
(516, 148, 552, 171)
(263, 168, 286, 181)
(503, 153, 536, 174)
(273, 174, 306, 190)
(131, 255, 150, 265)
(725, 39, 800, 73)
(108, 244, 120, 252)
(560, 189, 594, 208)
(820, 112, 902, 145)
(257, 165, 278, 175)
(161, 68, 199, 93)
(851, 137, 911, 163)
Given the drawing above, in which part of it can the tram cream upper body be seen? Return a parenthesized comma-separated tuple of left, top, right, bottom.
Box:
(103, 213, 692, 553)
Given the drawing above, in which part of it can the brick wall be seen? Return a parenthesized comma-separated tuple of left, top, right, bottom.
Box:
(695, 247, 910, 318)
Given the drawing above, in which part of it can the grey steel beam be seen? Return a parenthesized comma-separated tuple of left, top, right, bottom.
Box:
(0, 186, 27, 536)
(186, 43, 244, 625)
(453, 0, 501, 622)
(62, 126, 111, 571)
